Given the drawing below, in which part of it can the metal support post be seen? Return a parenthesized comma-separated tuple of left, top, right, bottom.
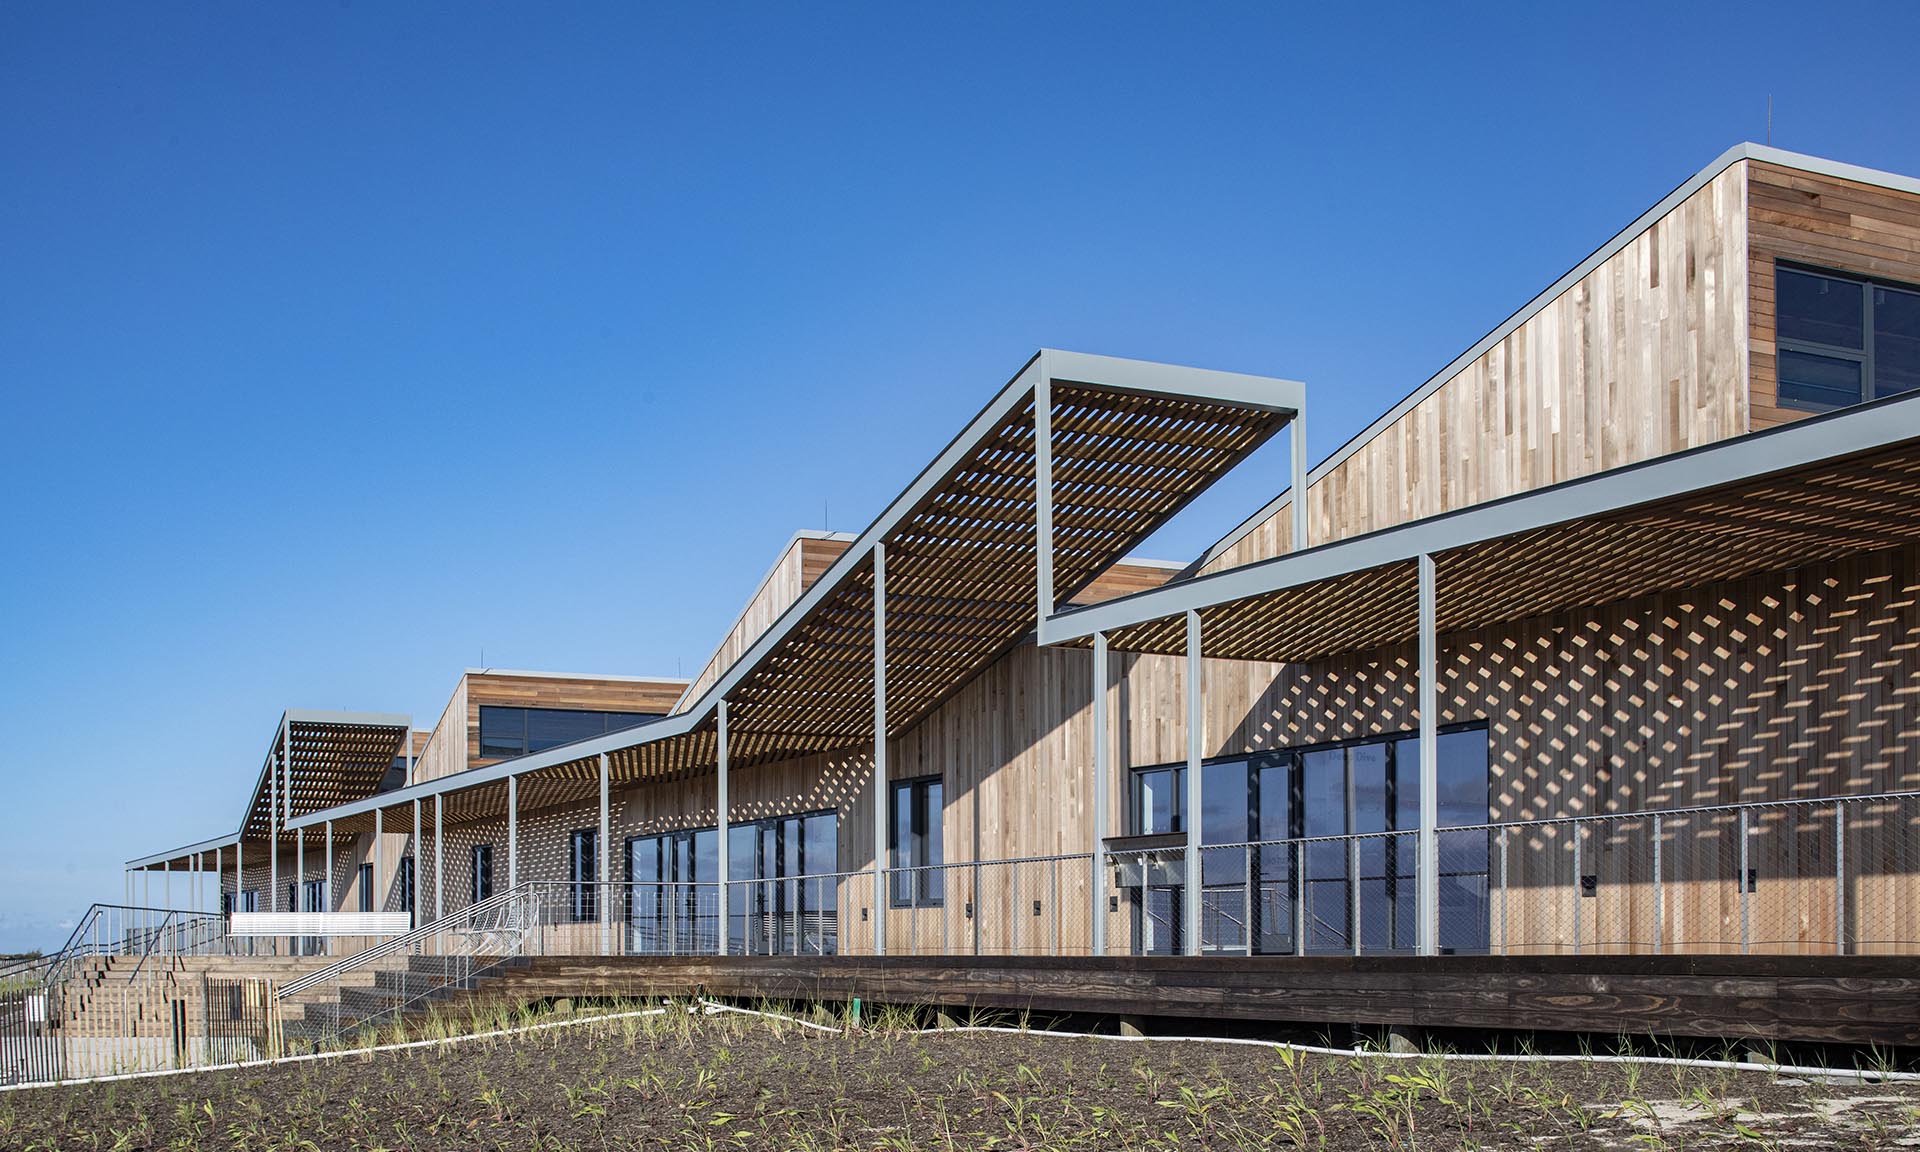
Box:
(599, 753, 611, 957)
(1498, 827, 1509, 955)
(324, 822, 333, 911)
(1415, 553, 1439, 956)
(1091, 631, 1109, 957)
(373, 808, 383, 912)
(412, 798, 421, 926)
(1184, 609, 1203, 957)
(716, 700, 730, 956)
(164, 860, 171, 911)
(269, 749, 279, 913)
(1291, 407, 1309, 552)
(235, 839, 243, 913)
(1034, 357, 1053, 622)
(507, 775, 518, 889)
(214, 848, 222, 914)
(1572, 821, 1583, 955)
(873, 541, 888, 956)
(435, 793, 444, 922)
(296, 827, 305, 908)
(1243, 843, 1255, 957)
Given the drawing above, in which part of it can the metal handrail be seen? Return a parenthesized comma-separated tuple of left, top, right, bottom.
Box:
(277, 882, 531, 1001)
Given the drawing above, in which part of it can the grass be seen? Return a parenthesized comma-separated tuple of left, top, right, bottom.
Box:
(5, 997, 1918, 1149)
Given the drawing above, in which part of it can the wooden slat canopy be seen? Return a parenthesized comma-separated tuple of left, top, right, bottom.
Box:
(297, 352, 1306, 832)
(1053, 401, 1920, 665)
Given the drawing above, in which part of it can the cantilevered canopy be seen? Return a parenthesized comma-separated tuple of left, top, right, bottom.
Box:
(292, 350, 1307, 833)
(1043, 390, 1920, 661)
(128, 710, 410, 869)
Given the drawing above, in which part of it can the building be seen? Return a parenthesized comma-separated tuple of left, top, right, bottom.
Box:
(97, 142, 1920, 1053)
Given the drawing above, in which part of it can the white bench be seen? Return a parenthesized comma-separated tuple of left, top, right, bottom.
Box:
(227, 912, 414, 938)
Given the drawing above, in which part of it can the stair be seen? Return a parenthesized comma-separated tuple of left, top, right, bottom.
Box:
(280, 953, 530, 1049)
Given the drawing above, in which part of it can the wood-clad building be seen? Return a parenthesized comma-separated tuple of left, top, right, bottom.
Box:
(120, 145, 1920, 1040)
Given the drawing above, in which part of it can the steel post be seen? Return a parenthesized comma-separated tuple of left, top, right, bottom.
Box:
(599, 753, 611, 957)
(435, 793, 444, 922)
(507, 775, 518, 889)
(1091, 631, 1109, 957)
(716, 700, 730, 956)
(873, 541, 887, 956)
(1416, 553, 1438, 956)
(1184, 610, 1202, 957)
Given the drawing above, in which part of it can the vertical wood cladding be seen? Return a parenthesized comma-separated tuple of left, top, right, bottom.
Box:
(1747, 160, 1920, 429)
(679, 535, 853, 711)
(1205, 162, 1750, 572)
(447, 547, 1916, 954)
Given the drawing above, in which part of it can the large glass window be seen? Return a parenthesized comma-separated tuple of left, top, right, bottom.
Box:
(478, 706, 661, 760)
(889, 776, 944, 907)
(1776, 264, 1920, 410)
(568, 829, 597, 921)
(727, 810, 839, 956)
(626, 828, 718, 952)
(1124, 724, 1490, 956)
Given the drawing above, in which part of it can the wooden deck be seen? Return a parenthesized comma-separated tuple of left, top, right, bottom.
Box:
(458, 954, 1920, 1047)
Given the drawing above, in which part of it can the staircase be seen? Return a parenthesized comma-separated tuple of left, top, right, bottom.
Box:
(278, 952, 530, 1048)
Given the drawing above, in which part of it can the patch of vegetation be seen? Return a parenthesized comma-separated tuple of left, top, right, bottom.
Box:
(6, 998, 1918, 1149)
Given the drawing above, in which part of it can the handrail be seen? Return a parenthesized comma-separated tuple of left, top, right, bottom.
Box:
(278, 882, 531, 1000)
(127, 911, 175, 982)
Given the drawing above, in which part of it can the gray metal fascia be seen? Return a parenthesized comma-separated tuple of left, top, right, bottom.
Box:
(1043, 350, 1306, 415)
(1187, 141, 1920, 576)
(126, 832, 241, 870)
(1043, 389, 1920, 644)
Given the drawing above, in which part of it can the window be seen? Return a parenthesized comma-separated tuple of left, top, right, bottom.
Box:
(569, 829, 598, 921)
(472, 844, 493, 903)
(380, 755, 408, 793)
(725, 811, 839, 956)
(357, 863, 373, 912)
(478, 706, 662, 760)
(398, 857, 415, 915)
(1776, 264, 1920, 410)
(1124, 724, 1491, 956)
(221, 889, 257, 915)
(889, 777, 944, 906)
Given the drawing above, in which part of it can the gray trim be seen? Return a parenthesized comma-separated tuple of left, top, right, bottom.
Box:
(290, 351, 1306, 831)
(126, 832, 242, 871)
(1044, 387, 1920, 644)
(468, 668, 693, 685)
(1186, 142, 1920, 576)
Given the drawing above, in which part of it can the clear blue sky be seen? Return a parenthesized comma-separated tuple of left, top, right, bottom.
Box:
(4, 2, 1918, 952)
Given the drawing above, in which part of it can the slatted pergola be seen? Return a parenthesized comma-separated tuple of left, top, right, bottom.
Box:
(287, 351, 1311, 943)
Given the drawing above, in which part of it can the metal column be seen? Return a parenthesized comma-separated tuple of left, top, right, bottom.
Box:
(235, 839, 243, 912)
(164, 860, 171, 911)
(716, 700, 730, 956)
(872, 541, 888, 956)
(1034, 359, 1053, 622)
(269, 748, 279, 913)
(1091, 631, 1109, 958)
(507, 775, 518, 889)
(434, 794, 444, 922)
(1184, 609, 1203, 957)
(324, 821, 333, 912)
(411, 798, 422, 926)
(296, 827, 305, 915)
(1291, 408, 1309, 552)
(1416, 553, 1439, 956)
(373, 808, 383, 912)
(192, 853, 200, 913)
(214, 847, 222, 914)
(599, 752, 611, 957)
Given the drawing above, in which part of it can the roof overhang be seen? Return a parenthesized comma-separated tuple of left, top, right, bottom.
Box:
(1044, 389, 1920, 661)
(291, 350, 1307, 833)
(129, 709, 410, 869)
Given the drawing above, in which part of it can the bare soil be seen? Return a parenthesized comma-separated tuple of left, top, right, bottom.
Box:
(4, 1004, 1918, 1149)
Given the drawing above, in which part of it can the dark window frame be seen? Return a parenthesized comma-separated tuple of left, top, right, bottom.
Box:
(1775, 261, 1920, 411)
(471, 843, 493, 903)
(568, 828, 598, 922)
(887, 776, 944, 907)
(397, 856, 415, 918)
(357, 863, 373, 912)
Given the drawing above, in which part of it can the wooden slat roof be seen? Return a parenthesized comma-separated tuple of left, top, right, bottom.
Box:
(1048, 391, 1920, 664)
(294, 351, 1305, 833)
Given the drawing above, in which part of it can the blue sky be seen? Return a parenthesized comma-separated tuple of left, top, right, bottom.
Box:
(4, 2, 1918, 951)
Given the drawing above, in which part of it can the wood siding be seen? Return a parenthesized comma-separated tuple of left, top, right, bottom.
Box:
(428, 545, 1920, 956)
(1204, 162, 1751, 573)
(412, 676, 469, 785)
(1748, 160, 1920, 429)
(679, 535, 852, 710)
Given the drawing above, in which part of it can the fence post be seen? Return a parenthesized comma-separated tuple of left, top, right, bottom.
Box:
(1652, 814, 1663, 955)
(1571, 822, 1582, 956)
(1351, 837, 1363, 957)
(1835, 805, 1847, 956)
(1498, 827, 1509, 956)
(1244, 844, 1254, 957)
(1050, 858, 1060, 957)
(1739, 807, 1751, 954)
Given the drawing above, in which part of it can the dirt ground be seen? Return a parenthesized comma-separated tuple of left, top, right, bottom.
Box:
(5, 1004, 1918, 1149)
